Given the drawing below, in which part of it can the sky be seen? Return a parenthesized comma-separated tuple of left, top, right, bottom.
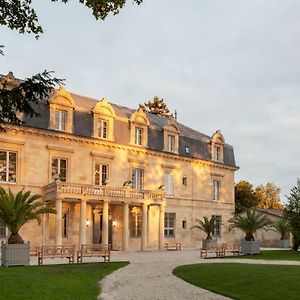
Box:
(1, 0, 300, 201)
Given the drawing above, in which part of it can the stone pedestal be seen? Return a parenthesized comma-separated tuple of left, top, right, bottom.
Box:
(1, 243, 30, 267)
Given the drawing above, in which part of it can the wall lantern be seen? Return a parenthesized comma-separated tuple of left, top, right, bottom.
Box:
(86, 219, 90, 227)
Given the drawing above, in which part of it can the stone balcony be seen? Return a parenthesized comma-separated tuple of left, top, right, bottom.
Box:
(43, 182, 165, 204)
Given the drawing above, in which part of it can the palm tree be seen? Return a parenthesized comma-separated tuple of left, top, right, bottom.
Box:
(192, 216, 216, 240)
(272, 219, 291, 240)
(0, 188, 56, 244)
(229, 208, 272, 241)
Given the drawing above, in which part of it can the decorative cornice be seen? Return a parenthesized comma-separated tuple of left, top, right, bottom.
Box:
(128, 158, 149, 165)
(46, 144, 74, 153)
(0, 137, 25, 146)
(90, 151, 115, 159)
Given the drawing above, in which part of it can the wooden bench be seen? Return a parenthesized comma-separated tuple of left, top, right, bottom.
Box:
(38, 245, 75, 266)
(164, 242, 181, 251)
(225, 242, 241, 256)
(77, 244, 110, 263)
(200, 243, 226, 258)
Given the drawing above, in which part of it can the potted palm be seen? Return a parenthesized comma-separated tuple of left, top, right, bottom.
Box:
(0, 188, 56, 266)
(229, 208, 272, 255)
(272, 219, 291, 248)
(192, 216, 217, 249)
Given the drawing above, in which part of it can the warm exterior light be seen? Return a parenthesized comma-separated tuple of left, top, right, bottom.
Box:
(86, 219, 90, 226)
(113, 219, 116, 227)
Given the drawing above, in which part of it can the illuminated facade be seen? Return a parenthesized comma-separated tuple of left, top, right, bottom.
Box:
(0, 85, 238, 250)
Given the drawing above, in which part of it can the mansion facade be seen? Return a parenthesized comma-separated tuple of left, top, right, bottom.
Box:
(0, 85, 238, 250)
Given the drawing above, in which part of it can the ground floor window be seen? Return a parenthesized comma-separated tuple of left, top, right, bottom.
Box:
(49, 213, 55, 239)
(129, 208, 142, 237)
(62, 208, 69, 238)
(164, 213, 176, 237)
(213, 215, 222, 237)
(0, 223, 7, 238)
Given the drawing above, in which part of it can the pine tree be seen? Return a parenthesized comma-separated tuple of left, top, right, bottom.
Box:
(139, 96, 171, 118)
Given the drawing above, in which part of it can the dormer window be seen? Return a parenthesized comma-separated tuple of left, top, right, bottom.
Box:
(211, 130, 225, 163)
(167, 135, 175, 152)
(135, 127, 143, 145)
(54, 109, 67, 131)
(214, 146, 222, 162)
(163, 119, 180, 154)
(97, 119, 108, 139)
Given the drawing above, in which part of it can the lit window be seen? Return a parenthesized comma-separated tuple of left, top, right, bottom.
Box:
(0, 223, 7, 238)
(97, 119, 108, 139)
(54, 109, 67, 131)
(131, 168, 144, 190)
(212, 180, 221, 200)
(167, 135, 175, 152)
(95, 164, 109, 185)
(130, 208, 142, 237)
(164, 174, 174, 196)
(0, 150, 17, 183)
(213, 215, 222, 237)
(164, 213, 176, 237)
(182, 176, 187, 187)
(51, 157, 67, 182)
(134, 127, 143, 145)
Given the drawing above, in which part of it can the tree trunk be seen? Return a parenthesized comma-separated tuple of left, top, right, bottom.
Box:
(8, 233, 24, 244)
(245, 232, 254, 241)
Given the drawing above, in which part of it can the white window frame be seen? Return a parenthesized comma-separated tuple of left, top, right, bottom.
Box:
(213, 215, 222, 237)
(167, 134, 175, 152)
(51, 157, 68, 182)
(131, 168, 144, 190)
(0, 150, 17, 183)
(164, 212, 176, 237)
(54, 109, 67, 131)
(97, 119, 108, 139)
(95, 163, 109, 186)
(164, 174, 174, 196)
(212, 179, 221, 201)
(134, 127, 143, 145)
(130, 210, 142, 237)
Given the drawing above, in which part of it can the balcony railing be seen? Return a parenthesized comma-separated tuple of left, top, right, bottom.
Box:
(43, 182, 164, 202)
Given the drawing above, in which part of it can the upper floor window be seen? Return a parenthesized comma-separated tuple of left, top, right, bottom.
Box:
(211, 130, 225, 163)
(97, 119, 108, 139)
(0, 150, 17, 183)
(134, 127, 143, 145)
(51, 157, 67, 182)
(214, 146, 222, 162)
(164, 173, 174, 196)
(130, 208, 142, 237)
(164, 212, 176, 237)
(182, 176, 187, 187)
(167, 135, 175, 152)
(95, 163, 109, 185)
(54, 109, 67, 131)
(213, 215, 222, 237)
(131, 168, 144, 190)
(212, 179, 221, 201)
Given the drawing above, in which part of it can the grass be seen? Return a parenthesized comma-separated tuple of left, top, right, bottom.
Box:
(224, 250, 300, 261)
(0, 262, 128, 300)
(173, 263, 300, 300)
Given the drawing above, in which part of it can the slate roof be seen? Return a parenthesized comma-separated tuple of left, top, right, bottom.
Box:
(23, 91, 237, 168)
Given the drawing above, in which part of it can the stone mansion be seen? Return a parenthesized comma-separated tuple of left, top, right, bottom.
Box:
(0, 86, 238, 250)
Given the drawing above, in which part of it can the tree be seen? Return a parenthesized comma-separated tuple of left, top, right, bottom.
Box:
(139, 96, 172, 118)
(284, 179, 300, 251)
(192, 216, 216, 240)
(0, 0, 143, 128)
(229, 208, 272, 241)
(0, 188, 56, 244)
(256, 182, 283, 210)
(235, 181, 259, 213)
(271, 219, 291, 240)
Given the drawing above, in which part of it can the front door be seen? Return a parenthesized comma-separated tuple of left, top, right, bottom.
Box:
(92, 211, 113, 248)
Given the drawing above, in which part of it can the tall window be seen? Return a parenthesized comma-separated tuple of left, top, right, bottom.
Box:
(62, 208, 69, 238)
(214, 146, 222, 162)
(0, 223, 6, 238)
(164, 213, 176, 237)
(51, 157, 67, 182)
(213, 215, 222, 237)
(164, 174, 174, 196)
(212, 180, 221, 200)
(97, 119, 108, 139)
(49, 213, 55, 239)
(167, 135, 175, 152)
(54, 109, 67, 131)
(0, 150, 17, 183)
(95, 164, 109, 185)
(130, 209, 142, 237)
(134, 127, 143, 145)
(131, 168, 144, 190)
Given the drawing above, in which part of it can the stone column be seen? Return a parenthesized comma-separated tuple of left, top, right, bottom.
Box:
(159, 203, 165, 250)
(55, 198, 62, 246)
(102, 201, 109, 244)
(122, 202, 129, 251)
(141, 203, 148, 251)
(80, 198, 87, 246)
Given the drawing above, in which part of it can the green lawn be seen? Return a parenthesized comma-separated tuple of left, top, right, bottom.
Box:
(0, 262, 128, 300)
(225, 250, 300, 261)
(173, 263, 300, 300)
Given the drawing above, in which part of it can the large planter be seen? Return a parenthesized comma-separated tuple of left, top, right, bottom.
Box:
(241, 240, 260, 255)
(202, 239, 217, 249)
(277, 240, 290, 249)
(1, 243, 30, 267)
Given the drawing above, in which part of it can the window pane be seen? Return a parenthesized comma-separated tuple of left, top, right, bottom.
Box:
(0, 151, 7, 182)
(8, 152, 17, 182)
(95, 164, 100, 185)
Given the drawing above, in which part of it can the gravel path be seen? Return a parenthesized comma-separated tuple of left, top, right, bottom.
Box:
(99, 250, 230, 300)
